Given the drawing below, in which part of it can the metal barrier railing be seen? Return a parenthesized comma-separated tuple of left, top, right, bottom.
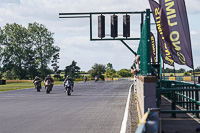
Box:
(157, 80, 200, 118)
(162, 76, 200, 83)
(135, 108, 161, 133)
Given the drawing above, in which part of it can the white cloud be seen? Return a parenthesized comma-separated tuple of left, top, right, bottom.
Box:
(0, 0, 200, 71)
(190, 30, 198, 35)
(0, 0, 20, 4)
(185, 0, 200, 14)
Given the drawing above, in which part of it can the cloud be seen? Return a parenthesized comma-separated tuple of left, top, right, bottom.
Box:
(190, 30, 198, 35)
(0, 0, 200, 71)
(185, 0, 200, 14)
(0, 0, 20, 4)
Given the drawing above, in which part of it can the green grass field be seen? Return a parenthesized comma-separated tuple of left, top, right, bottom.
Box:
(0, 81, 64, 92)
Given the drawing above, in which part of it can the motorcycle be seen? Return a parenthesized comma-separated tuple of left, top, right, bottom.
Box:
(44, 80, 53, 94)
(34, 81, 41, 92)
(84, 76, 87, 83)
(64, 80, 72, 96)
(95, 77, 98, 82)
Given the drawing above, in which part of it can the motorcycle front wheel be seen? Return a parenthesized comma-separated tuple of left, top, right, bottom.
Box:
(37, 87, 40, 92)
(66, 88, 71, 96)
(35, 85, 40, 92)
(46, 86, 50, 94)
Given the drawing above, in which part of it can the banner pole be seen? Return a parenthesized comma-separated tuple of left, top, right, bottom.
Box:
(193, 68, 196, 85)
(163, 61, 164, 78)
(174, 64, 176, 81)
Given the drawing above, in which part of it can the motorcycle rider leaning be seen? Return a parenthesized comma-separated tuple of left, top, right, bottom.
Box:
(33, 76, 41, 83)
(44, 75, 54, 88)
(33, 76, 42, 88)
(63, 75, 74, 92)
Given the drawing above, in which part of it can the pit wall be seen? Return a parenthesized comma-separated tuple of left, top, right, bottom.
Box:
(136, 76, 157, 120)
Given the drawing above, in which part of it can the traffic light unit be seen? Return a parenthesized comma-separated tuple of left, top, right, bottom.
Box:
(98, 15, 105, 38)
(98, 14, 130, 39)
(111, 15, 118, 38)
(123, 15, 130, 37)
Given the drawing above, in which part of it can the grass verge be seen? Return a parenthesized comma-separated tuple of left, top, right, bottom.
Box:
(0, 81, 65, 92)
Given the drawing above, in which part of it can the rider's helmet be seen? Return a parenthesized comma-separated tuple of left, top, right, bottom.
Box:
(66, 75, 70, 79)
(47, 75, 51, 78)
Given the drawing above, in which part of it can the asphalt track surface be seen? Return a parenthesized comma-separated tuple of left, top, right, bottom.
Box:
(0, 80, 132, 133)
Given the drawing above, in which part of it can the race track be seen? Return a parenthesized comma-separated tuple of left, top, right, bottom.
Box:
(0, 81, 132, 133)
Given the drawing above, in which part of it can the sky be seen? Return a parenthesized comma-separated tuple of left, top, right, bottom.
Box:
(0, 0, 200, 72)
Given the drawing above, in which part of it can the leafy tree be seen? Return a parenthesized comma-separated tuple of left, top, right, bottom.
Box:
(183, 71, 190, 76)
(64, 60, 80, 79)
(176, 68, 185, 73)
(105, 69, 116, 78)
(51, 53, 61, 79)
(116, 69, 132, 77)
(3, 69, 18, 80)
(0, 22, 60, 79)
(1, 23, 30, 79)
(163, 68, 174, 73)
(88, 63, 106, 80)
(24, 52, 38, 79)
(106, 63, 113, 70)
(3, 70, 13, 80)
(51, 53, 60, 74)
(195, 66, 200, 72)
(0, 66, 2, 79)
(28, 22, 60, 78)
(0, 27, 4, 61)
(105, 63, 116, 78)
(0, 72, 2, 79)
(187, 70, 193, 73)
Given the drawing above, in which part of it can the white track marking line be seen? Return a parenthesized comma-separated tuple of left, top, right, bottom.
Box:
(120, 83, 133, 133)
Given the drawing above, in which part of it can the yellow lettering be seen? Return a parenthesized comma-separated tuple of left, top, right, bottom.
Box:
(168, 14, 177, 26)
(170, 31, 179, 41)
(168, 14, 176, 20)
(164, 43, 171, 56)
(165, 56, 174, 65)
(151, 36, 154, 40)
(156, 16, 160, 20)
(151, 36, 156, 58)
(172, 41, 181, 51)
(165, 49, 171, 56)
(156, 23, 163, 34)
(155, 8, 160, 16)
(164, 0, 186, 65)
(170, 31, 181, 51)
(165, 0, 172, 3)
(177, 52, 186, 64)
(165, 1, 175, 16)
(165, 1, 177, 26)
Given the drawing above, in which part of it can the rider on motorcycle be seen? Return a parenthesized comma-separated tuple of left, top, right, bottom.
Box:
(33, 76, 41, 83)
(33, 76, 41, 85)
(44, 75, 54, 88)
(84, 76, 87, 83)
(33, 76, 42, 91)
(95, 75, 98, 82)
(63, 75, 74, 92)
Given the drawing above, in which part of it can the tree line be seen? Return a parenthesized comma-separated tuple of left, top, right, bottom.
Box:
(0, 22, 60, 79)
(63, 61, 132, 81)
(0, 22, 132, 80)
(163, 67, 200, 73)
